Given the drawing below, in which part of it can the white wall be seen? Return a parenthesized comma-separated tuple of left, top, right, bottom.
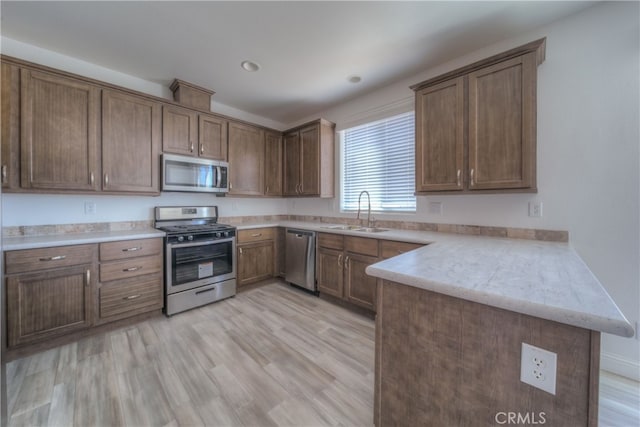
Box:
(291, 2, 640, 378)
(1, 3, 638, 377)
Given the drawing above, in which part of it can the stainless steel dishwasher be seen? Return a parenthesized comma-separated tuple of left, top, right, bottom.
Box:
(285, 229, 317, 292)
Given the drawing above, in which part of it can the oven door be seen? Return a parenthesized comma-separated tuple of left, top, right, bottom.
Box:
(166, 238, 236, 294)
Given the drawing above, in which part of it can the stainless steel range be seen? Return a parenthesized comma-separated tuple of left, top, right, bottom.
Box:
(155, 206, 236, 316)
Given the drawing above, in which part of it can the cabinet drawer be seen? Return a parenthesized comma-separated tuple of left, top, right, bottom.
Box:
(99, 255, 162, 282)
(345, 236, 378, 257)
(237, 227, 275, 243)
(99, 238, 162, 261)
(99, 273, 163, 321)
(318, 233, 344, 250)
(5, 244, 97, 274)
(380, 240, 423, 259)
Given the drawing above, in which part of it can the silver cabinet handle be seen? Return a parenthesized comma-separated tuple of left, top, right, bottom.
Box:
(190, 141, 194, 152)
(90, 172, 95, 186)
(86, 269, 91, 286)
(200, 144, 204, 154)
(39, 255, 66, 261)
(251, 233, 262, 238)
(123, 294, 141, 300)
(1, 165, 7, 183)
(122, 247, 141, 252)
(229, 182, 233, 190)
(123, 266, 142, 272)
(338, 254, 343, 268)
(470, 169, 475, 186)
(239, 247, 243, 255)
(104, 173, 109, 187)
(345, 256, 350, 269)
(456, 169, 461, 187)
(266, 185, 269, 193)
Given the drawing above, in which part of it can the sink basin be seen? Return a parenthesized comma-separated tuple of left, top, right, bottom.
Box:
(321, 225, 388, 233)
(354, 227, 388, 233)
(321, 225, 362, 230)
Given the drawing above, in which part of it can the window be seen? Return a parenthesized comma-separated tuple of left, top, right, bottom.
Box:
(341, 111, 416, 213)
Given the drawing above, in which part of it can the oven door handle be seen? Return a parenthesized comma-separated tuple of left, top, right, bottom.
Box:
(167, 238, 235, 249)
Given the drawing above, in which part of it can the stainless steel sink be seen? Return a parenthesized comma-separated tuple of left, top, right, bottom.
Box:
(321, 225, 388, 233)
(321, 225, 362, 230)
(354, 227, 388, 233)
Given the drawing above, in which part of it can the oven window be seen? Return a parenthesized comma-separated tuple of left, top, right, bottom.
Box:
(171, 241, 233, 286)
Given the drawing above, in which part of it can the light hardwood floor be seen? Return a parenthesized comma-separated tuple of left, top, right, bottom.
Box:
(5, 281, 640, 426)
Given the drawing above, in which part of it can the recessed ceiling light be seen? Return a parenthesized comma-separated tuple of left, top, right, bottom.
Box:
(241, 60, 260, 72)
(348, 75, 362, 83)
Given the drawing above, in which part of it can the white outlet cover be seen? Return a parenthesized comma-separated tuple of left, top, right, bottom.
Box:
(428, 201, 443, 215)
(520, 342, 557, 395)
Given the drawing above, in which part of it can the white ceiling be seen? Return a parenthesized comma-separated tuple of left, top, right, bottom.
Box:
(1, 1, 596, 125)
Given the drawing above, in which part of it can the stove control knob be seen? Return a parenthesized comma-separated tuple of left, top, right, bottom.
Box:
(187, 235, 194, 241)
(215, 232, 222, 238)
(177, 236, 184, 242)
(224, 231, 230, 237)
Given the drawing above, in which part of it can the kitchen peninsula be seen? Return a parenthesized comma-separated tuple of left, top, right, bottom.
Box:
(365, 233, 633, 426)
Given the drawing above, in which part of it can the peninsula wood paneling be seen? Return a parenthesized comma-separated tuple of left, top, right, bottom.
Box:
(375, 280, 599, 426)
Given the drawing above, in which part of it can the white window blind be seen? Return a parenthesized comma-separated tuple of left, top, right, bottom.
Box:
(342, 111, 416, 213)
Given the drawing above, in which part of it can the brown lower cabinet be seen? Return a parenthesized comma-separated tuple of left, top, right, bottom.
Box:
(5, 244, 97, 348)
(317, 235, 425, 312)
(4, 238, 164, 351)
(237, 228, 275, 288)
(317, 233, 380, 311)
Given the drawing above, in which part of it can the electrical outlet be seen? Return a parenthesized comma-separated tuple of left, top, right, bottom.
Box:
(84, 202, 97, 215)
(521, 343, 557, 395)
(528, 202, 543, 217)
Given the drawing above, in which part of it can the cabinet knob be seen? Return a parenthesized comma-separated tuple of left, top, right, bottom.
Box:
(90, 172, 95, 186)
(470, 169, 475, 186)
(200, 144, 204, 154)
(456, 169, 461, 187)
(85, 269, 91, 286)
(190, 141, 194, 152)
(104, 173, 109, 187)
(239, 247, 243, 255)
(2, 165, 8, 183)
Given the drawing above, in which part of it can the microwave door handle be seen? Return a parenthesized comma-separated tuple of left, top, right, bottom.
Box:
(217, 166, 222, 188)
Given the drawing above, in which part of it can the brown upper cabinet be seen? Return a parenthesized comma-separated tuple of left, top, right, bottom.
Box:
(228, 121, 265, 196)
(1, 62, 20, 190)
(283, 119, 335, 197)
(162, 105, 228, 161)
(265, 130, 283, 196)
(20, 68, 101, 192)
(102, 89, 161, 194)
(412, 38, 545, 194)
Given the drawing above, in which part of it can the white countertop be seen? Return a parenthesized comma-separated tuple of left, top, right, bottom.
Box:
(3, 220, 632, 337)
(3, 229, 165, 251)
(239, 220, 633, 337)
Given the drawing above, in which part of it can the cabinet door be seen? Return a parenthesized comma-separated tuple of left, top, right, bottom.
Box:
(468, 53, 536, 190)
(6, 264, 93, 347)
(199, 114, 228, 160)
(102, 90, 160, 193)
(1, 62, 20, 190)
(299, 124, 320, 196)
(237, 241, 274, 287)
(20, 69, 100, 191)
(283, 131, 300, 196)
(162, 105, 198, 156)
(265, 131, 283, 196)
(345, 253, 378, 311)
(317, 247, 343, 298)
(228, 121, 265, 195)
(415, 77, 465, 192)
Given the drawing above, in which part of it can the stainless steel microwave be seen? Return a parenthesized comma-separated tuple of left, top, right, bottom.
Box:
(162, 154, 229, 193)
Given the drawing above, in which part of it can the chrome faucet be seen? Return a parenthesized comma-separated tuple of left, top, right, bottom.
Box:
(356, 190, 371, 228)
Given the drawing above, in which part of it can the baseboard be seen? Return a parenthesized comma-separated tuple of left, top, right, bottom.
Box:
(601, 351, 640, 381)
